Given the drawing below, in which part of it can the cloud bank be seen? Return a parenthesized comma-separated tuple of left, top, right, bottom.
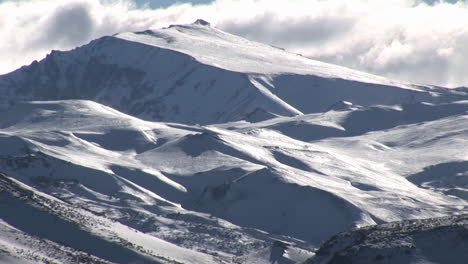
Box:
(1, 0, 468, 87)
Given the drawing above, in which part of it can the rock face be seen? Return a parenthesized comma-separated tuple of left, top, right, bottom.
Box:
(1, 21, 464, 124)
(306, 214, 468, 264)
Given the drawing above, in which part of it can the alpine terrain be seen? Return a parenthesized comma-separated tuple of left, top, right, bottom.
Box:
(0, 20, 467, 263)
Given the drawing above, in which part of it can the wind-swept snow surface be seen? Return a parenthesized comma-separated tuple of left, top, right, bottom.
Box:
(0, 21, 467, 264)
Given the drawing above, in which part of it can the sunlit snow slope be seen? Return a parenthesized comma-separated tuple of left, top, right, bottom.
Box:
(1, 20, 468, 264)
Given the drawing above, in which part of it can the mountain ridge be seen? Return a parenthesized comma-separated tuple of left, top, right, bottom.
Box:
(306, 213, 468, 264)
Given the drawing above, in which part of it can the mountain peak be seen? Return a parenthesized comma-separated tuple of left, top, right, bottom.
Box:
(116, 22, 412, 87)
(193, 19, 211, 26)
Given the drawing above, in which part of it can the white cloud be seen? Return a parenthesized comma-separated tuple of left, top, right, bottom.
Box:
(1, 0, 468, 87)
(0, 0, 192, 74)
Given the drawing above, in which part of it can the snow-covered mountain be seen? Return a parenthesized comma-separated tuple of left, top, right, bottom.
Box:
(0, 20, 467, 263)
(1, 20, 465, 125)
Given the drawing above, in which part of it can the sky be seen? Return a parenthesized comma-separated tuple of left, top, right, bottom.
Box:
(1, 0, 468, 87)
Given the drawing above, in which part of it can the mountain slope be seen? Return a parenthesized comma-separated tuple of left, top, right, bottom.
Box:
(1, 20, 466, 125)
(0, 173, 217, 264)
(0, 99, 466, 263)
